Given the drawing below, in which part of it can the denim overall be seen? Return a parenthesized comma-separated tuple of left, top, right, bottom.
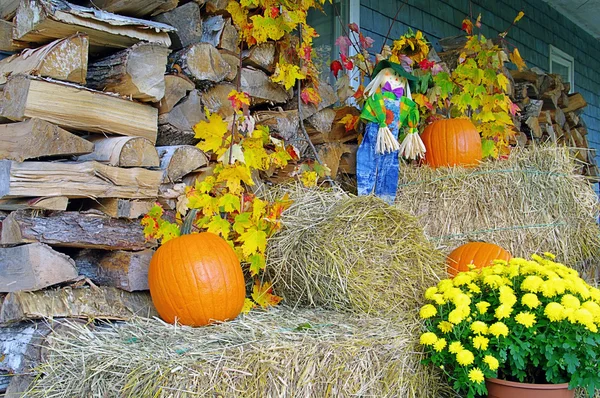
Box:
(356, 95, 401, 205)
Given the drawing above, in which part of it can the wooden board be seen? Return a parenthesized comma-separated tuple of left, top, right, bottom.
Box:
(0, 20, 30, 52)
(86, 42, 171, 102)
(157, 74, 194, 115)
(0, 75, 158, 143)
(0, 160, 163, 199)
(0, 33, 88, 86)
(82, 0, 178, 18)
(89, 198, 153, 219)
(76, 136, 159, 168)
(14, 0, 174, 51)
(0, 210, 157, 250)
(0, 118, 94, 161)
(75, 249, 154, 291)
(0, 287, 158, 324)
(157, 145, 208, 182)
(152, 2, 202, 50)
(168, 42, 231, 86)
(0, 196, 68, 211)
(0, 243, 78, 293)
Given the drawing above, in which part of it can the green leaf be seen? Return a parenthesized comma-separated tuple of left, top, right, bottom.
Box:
(233, 212, 252, 234)
(218, 193, 241, 213)
(207, 215, 230, 239)
(481, 139, 498, 159)
(563, 352, 580, 374)
(248, 253, 266, 276)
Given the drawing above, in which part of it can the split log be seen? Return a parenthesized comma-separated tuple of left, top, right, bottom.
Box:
(152, 2, 202, 50)
(329, 106, 361, 143)
(0, 243, 78, 293)
(550, 107, 566, 128)
(204, 0, 229, 14)
(0, 34, 88, 86)
(89, 198, 153, 219)
(306, 108, 336, 144)
(86, 42, 171, 102)
(0, 322, 51, 394)
(219, 19, 239, 54)
(0, 160, 163, 199)
(157, 89, 205, 146)
(219, 51, 240, 81)
(558, 91, 569, 108)
(14, 0, 174, 51)
(544, 124, 557, 143)
(552, 123, 564, 141)
(317, 142, 351, 178)
(0, 287, 158, 324)
(338, 144, 358, 174)
(284, 81, 337, 119)
(521, 99, 544, 120)
(253, 109, 299, 141)
(241, 67, 292, 105)
(538, 110, 552, 126)
(525, 116, 542, 139)
(0, 196, 68, 211)
(0, 118, 94, 161)
(168, 43, 230, 86)
(201, 82, 236, 117)
(76, 136, 160, 168)
(82, 0, 178, 18)
(157, 74, 195, 115)
(510, 69, 541, 84)
(0, 210, 156, 250)
(243, 42, 277, 73)
(0, 0, 19, 20)
(201, 15, 238, 53)
(75, 249, 154, 291)
(157, 145, 208, 183)
(566, 112, 580, 127)
(561, 93, 587, 113)
(0, 20, 30, 52)
(0, 75, 158, 143)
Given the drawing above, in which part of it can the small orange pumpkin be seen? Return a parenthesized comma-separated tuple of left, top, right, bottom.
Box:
(421, 118, 482, 169)
(148, 231, 246, 326)
(447, 242, 512, 277)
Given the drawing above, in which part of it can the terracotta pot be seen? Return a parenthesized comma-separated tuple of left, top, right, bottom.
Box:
(486, 378, 575, 398)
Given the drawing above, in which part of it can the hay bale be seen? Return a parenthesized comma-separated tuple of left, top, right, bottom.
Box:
(396, 145, 600, 280)
(266, 185, 445, 316)
(26, 308, 453, 398)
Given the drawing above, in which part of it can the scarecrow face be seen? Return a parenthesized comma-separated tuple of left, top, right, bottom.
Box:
(382, 68, 405, 89)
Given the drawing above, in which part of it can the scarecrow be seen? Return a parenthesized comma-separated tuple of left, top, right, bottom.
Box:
(357, 60, 423, 204)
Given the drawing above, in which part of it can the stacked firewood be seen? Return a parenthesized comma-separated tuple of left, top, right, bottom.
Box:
(0, 0, 340, 394)
(511, 69, 598, 179)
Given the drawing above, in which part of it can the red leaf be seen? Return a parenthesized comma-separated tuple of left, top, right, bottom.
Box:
(286, 145, 300, 160)
(330, 60, 343, 78)
(341, 54, 353, 70)
(301, 87, 321, 106)
(348, 22, 360, 33)
(418, 59, 435, 70)
(269, 6, 279, 18)
(461, 18, 473, 35)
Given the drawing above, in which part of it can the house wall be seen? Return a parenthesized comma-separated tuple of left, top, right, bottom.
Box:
(360, 0, 600, 171)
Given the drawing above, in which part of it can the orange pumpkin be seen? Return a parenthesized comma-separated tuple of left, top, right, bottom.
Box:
(421, 118, 482, 169)
(447, 242, 512, 277)
(148, 232, 246, 326)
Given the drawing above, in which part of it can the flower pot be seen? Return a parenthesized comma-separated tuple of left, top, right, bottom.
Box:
(486, 378, 574, 398)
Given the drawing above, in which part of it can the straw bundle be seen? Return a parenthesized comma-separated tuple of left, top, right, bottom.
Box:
(396, 145, 600, 280)
(26, 308, 453, 398)
(266, 184, 445, 316)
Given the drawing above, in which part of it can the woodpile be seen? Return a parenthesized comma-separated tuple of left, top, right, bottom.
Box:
(0, 1, 353, 393)
(511, 69, 598, 179)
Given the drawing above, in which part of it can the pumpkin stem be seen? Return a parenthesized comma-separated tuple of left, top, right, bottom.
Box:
(181, 208, 198, 235)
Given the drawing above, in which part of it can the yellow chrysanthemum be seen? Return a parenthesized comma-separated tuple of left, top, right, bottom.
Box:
(438, 321, 454, 334)
(449, 307, 469, 324)
(521, 275, 544, 293)
(573, 308, 594, 326)
(449, 341, 463, 354)
(420, 332, 438, 346)
(425, 286, 438, 300)
(470, 321, 488, 335)
(453, 293, 471, 307)
(561, 294, 581, 309)
(483, 274, 503, 289)
(443, 287, 462, 301)
(499, 286, 517, 307)
(586, 323, 598, 333)
(489, 322, 509, 338)
(521, 293, 541, 309)
(483, 355, 499, 371)
(515, 312, 536, 328)
(467, 283, 481, 293)
(472, 335, 489, 350)
(495, 304, 513, 320)
(540, 282, 558, 298)
(420, 304, 437, 319)
(431, 293, 446, 305)
(437, 279, 454, 292)
(453, 273, 472, 286)
(456, 349, 475, 366)
(544, 302, 566, 322)
(550, 278, 566, 295)
(468, 367, 485, 384)
(433, 338, 447, 352)
(582, 301, 600, 319)
(476, 301, 491, 314)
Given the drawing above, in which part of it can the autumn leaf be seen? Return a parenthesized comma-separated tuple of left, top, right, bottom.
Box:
(513, 11, 525, 24)
(207, 214, 231, 239)
(188, 193, 219, 216)
(215, 164, 254, 195)
(496, 73, 509, 91)
(271, 62, 305, 90)
(301, 87, 321, 106)
(248, 253, 266, 276)
(218, 193, 241, 213)
(338, 113, 360, 132)
(252, 280, 283, 308)
(335, 35, 352, 56)
(300, 170, 318, 187)
(475, 13, 482, 28)
(233, 212, 252, 234)
(251, 197, 267, 224)
(194, 112, 229, 155)
(348, 22, 359, 33)
(238, 227, 268, 257)
(461, 17, 473, 35)
(228, 90, 250, 110)
(510, 48, 527, 71)
(330, 60, 343, 78)
(241, 298, 255, 314)
(481, 138, 499, 159)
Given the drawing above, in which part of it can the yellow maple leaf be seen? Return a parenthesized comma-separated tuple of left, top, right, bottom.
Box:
(338, 114, 360, 132)
(194, 112, 229, 155)
(300, 170, 318, 187)
(242, 137, 270, 170)
(252, 280, 283, 308)
(510, 48, 527, 71)
(238, 227, 267, 257)
(187, 193, 219, 217)
(513, 11, 525, 24)
(496, 73, 509, 92)
(271, 62, 305, 90)
(216, 164, 254, 195)
(206, 214, 231, 239)
(241, 298, 255, 314)
(251, 197, 267, 224)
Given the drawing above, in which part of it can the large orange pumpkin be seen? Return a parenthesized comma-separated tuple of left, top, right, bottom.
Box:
(447, 242, 512, 277)
(148, 232, 246, 326)
(421, 118, 482, 169)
